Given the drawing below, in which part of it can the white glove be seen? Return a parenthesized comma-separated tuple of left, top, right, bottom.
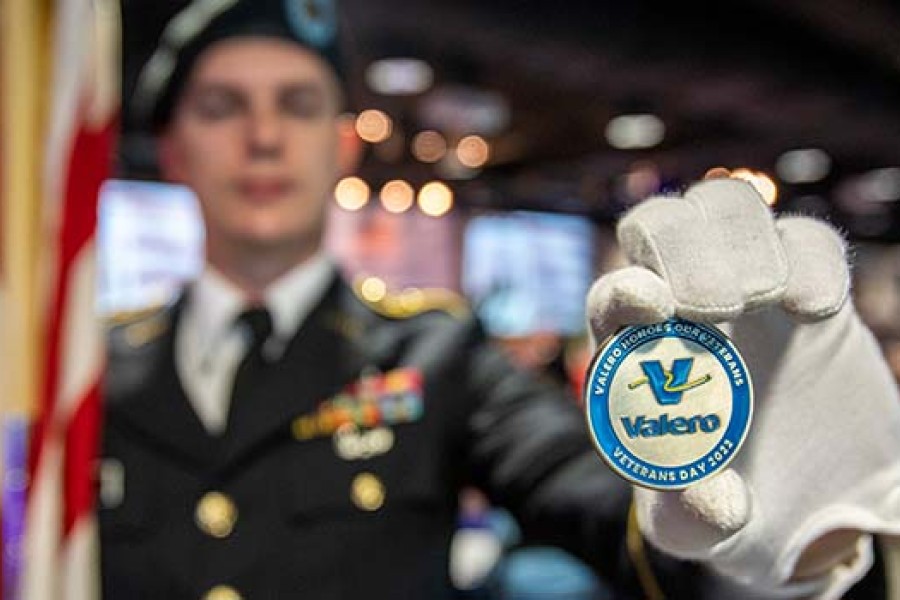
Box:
(586, 178, 900, 597)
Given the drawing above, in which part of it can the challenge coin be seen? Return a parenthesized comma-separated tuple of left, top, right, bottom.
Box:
(584, 318, 752, 490)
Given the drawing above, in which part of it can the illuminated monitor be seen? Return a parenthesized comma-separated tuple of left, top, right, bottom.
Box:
(462, 211, 594, 337)
(97, 179, 204, 314)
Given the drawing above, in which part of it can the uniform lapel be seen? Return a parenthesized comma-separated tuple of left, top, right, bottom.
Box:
(106, 302, 222, 467)
(221, 275, 371, 464)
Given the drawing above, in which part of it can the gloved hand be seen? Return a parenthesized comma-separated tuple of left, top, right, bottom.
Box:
(586, 177, 900, 597)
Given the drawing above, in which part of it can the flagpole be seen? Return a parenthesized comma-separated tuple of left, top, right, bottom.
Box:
(1, 0, 50, 420)
(2, 1, 50, 597)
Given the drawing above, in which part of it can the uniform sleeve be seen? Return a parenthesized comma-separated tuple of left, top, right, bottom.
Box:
(458, 316, 702, 597)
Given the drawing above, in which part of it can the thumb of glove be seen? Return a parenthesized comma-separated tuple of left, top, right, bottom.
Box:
(635, 468, 752, 560)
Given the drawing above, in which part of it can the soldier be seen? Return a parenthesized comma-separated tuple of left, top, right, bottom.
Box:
(102, 0, 900, 598)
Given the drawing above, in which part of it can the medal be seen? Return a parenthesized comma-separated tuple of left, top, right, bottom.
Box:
(584, 318, 752, 490)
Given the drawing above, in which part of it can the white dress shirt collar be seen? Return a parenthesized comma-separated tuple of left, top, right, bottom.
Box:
(264, 252, 334, 343)
(183, 252, 335, 361)
(176, 253, 335, 434)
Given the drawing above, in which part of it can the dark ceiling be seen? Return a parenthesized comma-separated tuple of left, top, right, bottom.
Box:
(120, 0, 900, 240)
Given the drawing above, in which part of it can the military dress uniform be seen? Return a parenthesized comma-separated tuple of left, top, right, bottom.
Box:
(99, 255, 707, 600)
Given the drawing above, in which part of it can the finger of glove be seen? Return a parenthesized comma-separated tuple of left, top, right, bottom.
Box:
(681, 468, 751, 533)
(682, 180, 788, 314)
(634, 468, 751, 560)
(585, 266, 675, 344)
(617, 179, 788, 322)
(777, 216, 849, 321)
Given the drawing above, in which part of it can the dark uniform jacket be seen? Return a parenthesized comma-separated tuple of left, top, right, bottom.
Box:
(98, 270, 884, 600)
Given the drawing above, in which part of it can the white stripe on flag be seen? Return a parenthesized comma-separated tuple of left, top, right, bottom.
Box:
(60, 517, 101, 600)
(57, 242, 103, 424)
(22, 440, 64, 600)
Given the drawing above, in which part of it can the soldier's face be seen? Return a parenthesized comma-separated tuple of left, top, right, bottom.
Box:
(159, 37, 358, 266)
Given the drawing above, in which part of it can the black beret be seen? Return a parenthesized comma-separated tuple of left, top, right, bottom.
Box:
(132, 0, 345, 131)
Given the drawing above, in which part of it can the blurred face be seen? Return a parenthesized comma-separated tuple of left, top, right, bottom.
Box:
(159, 37, 358, 268)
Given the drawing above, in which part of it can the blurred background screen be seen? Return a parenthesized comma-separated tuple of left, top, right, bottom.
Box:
(97, 179, 204, 314)
(461, 211, 594, 337)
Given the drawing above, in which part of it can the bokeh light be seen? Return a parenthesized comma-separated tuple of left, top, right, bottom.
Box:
(380, 180, 415, 213)
(412, 130, 448, 163)
(366, 58, 434, 95)
(776, 148, 831, 184)
(605, 114, 665, 150)
(360, 276, 387, 302)
(334, 176, 370, 211)
(417, 181, 454, 217)
(731, 168, 779, 206)
(355, 109, 393, 144)
(456, 135, 490, 168)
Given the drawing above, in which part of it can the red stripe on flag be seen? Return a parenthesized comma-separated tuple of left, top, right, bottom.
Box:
(29, 117, 117, 536)
(62, 380, 102, 536)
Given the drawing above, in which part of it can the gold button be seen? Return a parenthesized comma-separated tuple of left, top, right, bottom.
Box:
(195, 491, 237, 538)
(202, 585, 242, 600)
(351, 472, 385, 511)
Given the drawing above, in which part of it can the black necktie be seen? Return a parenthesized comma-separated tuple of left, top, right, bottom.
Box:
(227, 307, 274, 431)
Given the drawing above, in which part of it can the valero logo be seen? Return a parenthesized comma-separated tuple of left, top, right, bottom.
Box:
(584, 319, 752, 490)
(629, 358, 712, 405)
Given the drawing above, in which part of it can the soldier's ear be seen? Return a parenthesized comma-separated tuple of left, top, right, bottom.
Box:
(335, 113, 363, 176)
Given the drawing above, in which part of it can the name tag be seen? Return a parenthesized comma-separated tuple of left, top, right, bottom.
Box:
(333, 424, 395, 460)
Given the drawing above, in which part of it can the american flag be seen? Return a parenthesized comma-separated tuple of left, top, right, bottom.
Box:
(12, 0, 120, 598)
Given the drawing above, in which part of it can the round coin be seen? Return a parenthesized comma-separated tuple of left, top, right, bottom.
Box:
(584, 318, 752, 490)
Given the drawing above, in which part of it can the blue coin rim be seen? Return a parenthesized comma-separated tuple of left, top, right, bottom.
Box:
(584, 318, 753, 490)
